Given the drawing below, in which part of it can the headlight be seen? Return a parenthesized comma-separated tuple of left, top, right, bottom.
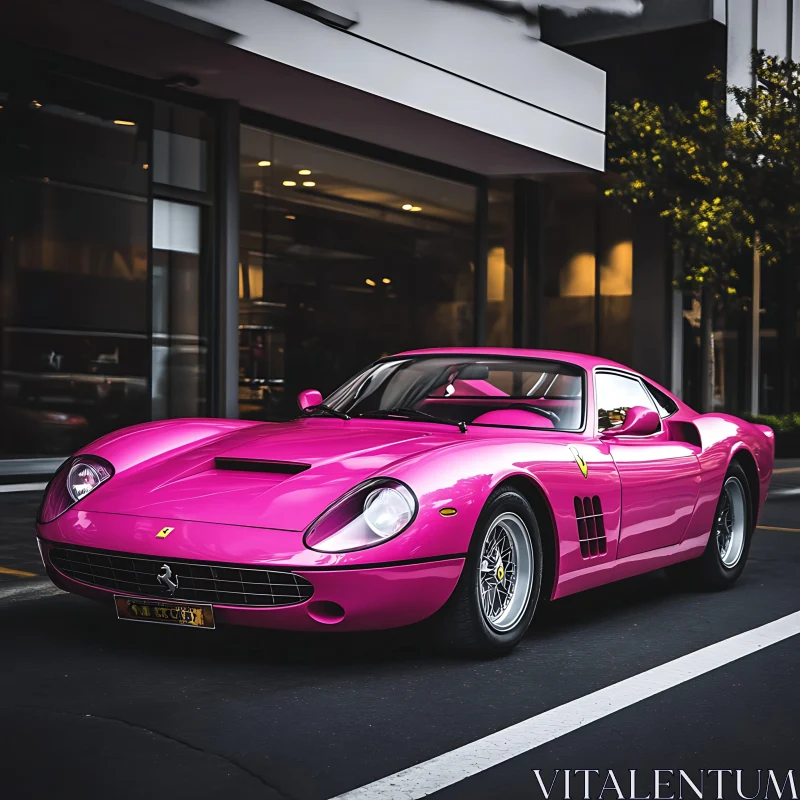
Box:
(304, 479, 417, 553)
(38, 456, 114, 524)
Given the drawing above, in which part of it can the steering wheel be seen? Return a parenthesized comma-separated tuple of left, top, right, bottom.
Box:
(506, 404, 561, 424)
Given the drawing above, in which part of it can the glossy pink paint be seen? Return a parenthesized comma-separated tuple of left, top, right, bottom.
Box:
(37, 348, 775, 632)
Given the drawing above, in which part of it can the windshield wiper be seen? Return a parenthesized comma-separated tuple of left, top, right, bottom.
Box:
(357, 407, 467, 433)
(305, 404, 351, 421)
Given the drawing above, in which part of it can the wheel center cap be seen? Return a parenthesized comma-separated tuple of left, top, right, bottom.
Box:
(496, 564, 505, 582)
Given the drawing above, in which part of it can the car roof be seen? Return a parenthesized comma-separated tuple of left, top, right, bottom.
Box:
(393, 347, 633, 373)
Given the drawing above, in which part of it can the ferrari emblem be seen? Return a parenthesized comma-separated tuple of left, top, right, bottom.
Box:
(568, 446, 588, 479)
(496, 565, 505, 582)
(156, 527, 174, 539)
(157, 564, 179, 595)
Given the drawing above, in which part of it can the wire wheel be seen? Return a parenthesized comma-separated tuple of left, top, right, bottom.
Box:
(716, 476, 747, 568)
(477, 512, 534, 632)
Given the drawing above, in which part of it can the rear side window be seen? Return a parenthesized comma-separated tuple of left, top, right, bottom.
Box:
(644, 380, 679, 418)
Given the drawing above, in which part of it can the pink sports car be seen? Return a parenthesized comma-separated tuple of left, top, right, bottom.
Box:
(36, 349, 774, 655)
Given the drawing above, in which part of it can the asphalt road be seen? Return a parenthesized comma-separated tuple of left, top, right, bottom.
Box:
(1, 485, 799, 800)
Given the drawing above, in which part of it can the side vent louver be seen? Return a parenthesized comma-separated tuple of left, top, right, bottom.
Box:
(574, 496, 607, 558)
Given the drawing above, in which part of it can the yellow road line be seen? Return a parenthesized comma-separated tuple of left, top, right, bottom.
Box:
(772, 467, 800, 474)
(758, 525, 800, 533)
(0, 566, 38, 578)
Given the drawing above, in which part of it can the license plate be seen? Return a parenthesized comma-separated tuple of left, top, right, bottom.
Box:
(114, 595, 215, 629)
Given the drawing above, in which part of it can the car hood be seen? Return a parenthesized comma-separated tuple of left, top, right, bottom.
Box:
(81, 419, 459, 530)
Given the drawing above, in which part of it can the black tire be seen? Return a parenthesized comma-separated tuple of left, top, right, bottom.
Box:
(433, 487, 544, 656)
(669, 462, 754, 590)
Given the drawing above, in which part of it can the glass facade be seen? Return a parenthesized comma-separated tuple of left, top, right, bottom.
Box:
(486, 181, 515, 347)
(539, 176, 633, 362)
(0, 51, 213, 461)
(4, 42, 793, 471)
(238, 127, 478, 420)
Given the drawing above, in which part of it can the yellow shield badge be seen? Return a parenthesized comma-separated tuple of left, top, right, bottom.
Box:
(568, 445, 588, 479)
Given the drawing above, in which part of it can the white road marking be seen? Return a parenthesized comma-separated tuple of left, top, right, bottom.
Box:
(0, 578, 63, 604)
(0, 482, 47, 493)
(331, 610, 800, 800)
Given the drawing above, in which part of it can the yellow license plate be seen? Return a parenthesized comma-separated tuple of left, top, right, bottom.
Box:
(114, 595, 215, 629)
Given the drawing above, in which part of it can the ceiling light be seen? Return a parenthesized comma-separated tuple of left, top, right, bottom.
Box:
(382, 278, 391, 284)
(258, 160, 271, 167)
(402, 204, 413, 211)
(283, 180, 297, 187)
(32, 101, 42, 108)
(142, 163, 149, 170)
(302, 181, 316, 187)
(298, 169, 312, 176)
(286, 215, 296, 220)
(113, 119, 136, 126)
(410, 206, 422, 212)
(365, 278, 376, 287)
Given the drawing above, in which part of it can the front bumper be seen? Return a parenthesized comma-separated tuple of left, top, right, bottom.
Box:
(38, 517, 465, 631)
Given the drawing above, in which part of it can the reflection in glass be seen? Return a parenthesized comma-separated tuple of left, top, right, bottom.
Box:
(487, 181, 514, 347)
(238, 127, 477, 420)
(540, 176, 597, 354)
(1, 176, 149, 456)
(151, 201, 206, 419)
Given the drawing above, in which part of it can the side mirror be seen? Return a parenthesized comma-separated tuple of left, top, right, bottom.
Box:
(297, 389, 323, 411)
(601, 405, 661, 438)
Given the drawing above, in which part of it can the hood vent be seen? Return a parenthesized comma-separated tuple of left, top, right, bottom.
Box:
(574, 496, 607, 558)
(215, 458, 310, 475)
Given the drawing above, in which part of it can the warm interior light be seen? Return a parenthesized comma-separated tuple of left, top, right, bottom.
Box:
(32, 101, 42, 108)
(410, 206, 422, 212)
(298, 169, 312, 176)
(365, 278, 376, 287)
(113, 120, 136, 126)
(258, 160, 271, 167)
(401, 204, 413, 211)
(286, 215, 296, 220)
(382, 278, 391, 284)
(142, 163, 149, 170)
(302, 181, 316, 187)
(283, 180, 297, 187)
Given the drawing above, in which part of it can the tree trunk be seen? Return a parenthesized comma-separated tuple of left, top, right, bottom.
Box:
(700, 286, 714, 412)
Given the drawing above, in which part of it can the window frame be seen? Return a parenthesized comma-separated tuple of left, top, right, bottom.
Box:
(346, 353, 589, 433)
(593, 367, 663, 436)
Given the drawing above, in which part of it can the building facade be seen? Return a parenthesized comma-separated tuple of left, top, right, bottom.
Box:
(1, 0, 797, 477)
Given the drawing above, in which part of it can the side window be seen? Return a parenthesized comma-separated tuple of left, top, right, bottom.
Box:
(643, 380, 679, 418)
(596, 372, 658, 431)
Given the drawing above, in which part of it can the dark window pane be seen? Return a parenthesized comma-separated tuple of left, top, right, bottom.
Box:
(541, 176, 597, 354)
(238, 128, 477, 420)
(487, 181, 514, 347)
(644, 379, 679, 418)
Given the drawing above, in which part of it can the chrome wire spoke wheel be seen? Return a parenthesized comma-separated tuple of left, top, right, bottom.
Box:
(716, 476, 746, 568)
(477, 512, 534, 632)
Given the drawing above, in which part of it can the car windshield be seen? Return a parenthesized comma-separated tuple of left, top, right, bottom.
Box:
(323, 356, 585, 431)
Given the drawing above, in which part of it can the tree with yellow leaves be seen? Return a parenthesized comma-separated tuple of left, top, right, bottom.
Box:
(606, 51, 800, 410)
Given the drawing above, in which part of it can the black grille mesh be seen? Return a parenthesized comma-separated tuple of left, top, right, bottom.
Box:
(49, 545, 313, 607)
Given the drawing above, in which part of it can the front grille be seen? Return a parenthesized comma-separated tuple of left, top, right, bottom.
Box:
(49, 545, 314, 607)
